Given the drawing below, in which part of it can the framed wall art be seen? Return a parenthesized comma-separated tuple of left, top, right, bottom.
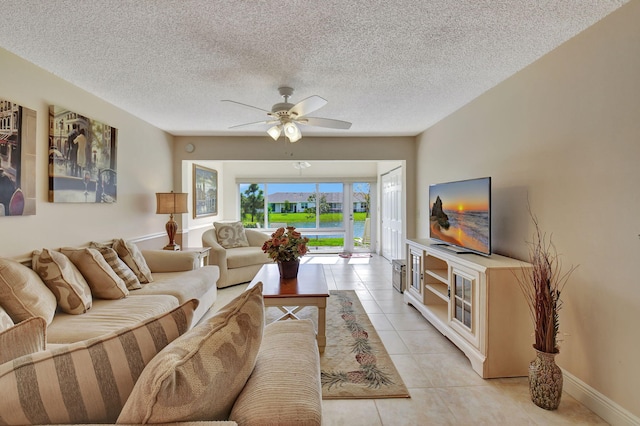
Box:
(193, 164, 217, 218)
(0, 97, 36, 216)
(48, 106, 118, 203)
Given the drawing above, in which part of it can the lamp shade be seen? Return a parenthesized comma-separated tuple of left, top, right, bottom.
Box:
(156, 192, 188, 214)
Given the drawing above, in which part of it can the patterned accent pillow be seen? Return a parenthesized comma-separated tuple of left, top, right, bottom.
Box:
(32, 249, 93, 314)
(112, 239, 154, 283)
(0, 305, 14, 331)
(61, 248, 129, 300)
(0, 257, 57, 324)
(0, 299, 198, 425)
(214, 221, 250, 249)
(117, 283, 264, 423)
(0, 316, 46, 364)
(91, 244, 142, 290)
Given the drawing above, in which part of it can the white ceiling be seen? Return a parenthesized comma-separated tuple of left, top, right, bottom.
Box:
(0, 1, 628, 138)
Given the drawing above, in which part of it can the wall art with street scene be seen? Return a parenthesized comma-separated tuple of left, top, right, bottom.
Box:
(0, 97, 36, 216)
(49, 106, 117, 203)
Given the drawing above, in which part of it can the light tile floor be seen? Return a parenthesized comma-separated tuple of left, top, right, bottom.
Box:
(212, 254, 607, 426)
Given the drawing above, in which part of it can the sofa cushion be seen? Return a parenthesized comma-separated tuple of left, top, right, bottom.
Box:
(214, 221, 249, 249)
(117, 283, 264, 423)
(92, 245, 142, 290)
(113, 239, 154, 283)
(229, 319, 322, 426)
(0, 299, 198, 425)
(46, 294, 181, 344)
(129, 267, 215, 304)
(61, 247, 129, 299)
(32, 248, 93, 314)
(0, 305, 15, 331)
(0, 316, 47, 364)
(0, 257, 57, 324)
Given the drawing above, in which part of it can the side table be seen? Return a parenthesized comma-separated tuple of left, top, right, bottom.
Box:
(181, 247, 211, 267)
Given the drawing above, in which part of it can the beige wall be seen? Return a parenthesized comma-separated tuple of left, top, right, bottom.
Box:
(0, 48, 176, 258)
(416, 1, 640, 418)
(174, 137, 416, 249)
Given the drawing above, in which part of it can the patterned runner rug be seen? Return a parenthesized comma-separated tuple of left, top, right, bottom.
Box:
(266, 290, 410, 399)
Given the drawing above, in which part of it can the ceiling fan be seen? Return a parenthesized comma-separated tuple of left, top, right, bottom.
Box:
(222, 87, 352, 143)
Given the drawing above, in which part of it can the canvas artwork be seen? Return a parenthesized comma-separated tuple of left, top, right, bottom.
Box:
(0, 98, 36, 216)
(193, 164, 217, 218)
(48, 106, 117, 203)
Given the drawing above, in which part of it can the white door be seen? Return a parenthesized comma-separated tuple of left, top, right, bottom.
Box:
(381, 167, 403, 261)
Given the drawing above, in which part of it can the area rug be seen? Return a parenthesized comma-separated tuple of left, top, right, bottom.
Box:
(265, 290, 410, 399)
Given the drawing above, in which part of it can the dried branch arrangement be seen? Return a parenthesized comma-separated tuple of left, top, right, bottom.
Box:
(516, 210, 577, 354)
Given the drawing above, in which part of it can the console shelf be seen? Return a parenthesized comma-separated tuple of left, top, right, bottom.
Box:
(404, 238, 533, 378)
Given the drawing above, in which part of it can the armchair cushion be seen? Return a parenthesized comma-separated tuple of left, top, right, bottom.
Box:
(214, 221, 249, 249)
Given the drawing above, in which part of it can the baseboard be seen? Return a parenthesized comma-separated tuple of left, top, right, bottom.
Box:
(563, 369, 640, 426)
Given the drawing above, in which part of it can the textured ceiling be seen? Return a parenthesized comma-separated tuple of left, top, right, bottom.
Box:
(0, 1, 629, 137)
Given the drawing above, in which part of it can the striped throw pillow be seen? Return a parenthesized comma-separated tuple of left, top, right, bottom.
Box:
(117, 283, 264, 423)
(113, 239, 153, 283)
(0, 299, 198, 425)
(0, 316, 46, 364)
(92, 245, 142, 290)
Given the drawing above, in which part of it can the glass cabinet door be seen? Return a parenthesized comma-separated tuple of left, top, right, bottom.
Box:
(408, 247, 423, 296)
(453, 272, 473, 330)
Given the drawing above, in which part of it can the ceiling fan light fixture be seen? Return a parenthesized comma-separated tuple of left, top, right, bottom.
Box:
(284, 122, 301, 142)
(267, 125, 282, 140)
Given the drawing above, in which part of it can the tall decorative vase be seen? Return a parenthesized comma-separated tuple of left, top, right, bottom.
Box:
(529, 348, 563, 410)
(278, 259, 299, 279)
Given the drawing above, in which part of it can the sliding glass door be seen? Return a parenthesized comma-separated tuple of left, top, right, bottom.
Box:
(239, 180, 373, 254)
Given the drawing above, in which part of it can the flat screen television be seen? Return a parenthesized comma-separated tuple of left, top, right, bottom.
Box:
(428, 177, 491, 256)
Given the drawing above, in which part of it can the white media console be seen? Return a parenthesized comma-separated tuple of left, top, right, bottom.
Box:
(404, 238, 533, 378)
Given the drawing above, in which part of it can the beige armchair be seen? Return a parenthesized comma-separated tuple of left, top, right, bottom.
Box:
(202, 226, 272, 288)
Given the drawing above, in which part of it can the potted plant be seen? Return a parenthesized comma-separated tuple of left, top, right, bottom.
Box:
(262, 226, 309, 278)
(515, 211, 577, 410)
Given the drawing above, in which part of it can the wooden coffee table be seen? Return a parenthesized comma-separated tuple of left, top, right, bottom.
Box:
(248, 263, 330, 352)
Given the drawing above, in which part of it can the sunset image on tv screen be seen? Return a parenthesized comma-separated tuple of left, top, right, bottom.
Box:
(429, 178, 490, 254)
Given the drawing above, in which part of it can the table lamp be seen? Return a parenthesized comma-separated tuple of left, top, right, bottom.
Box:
(156, 191, 188, 250)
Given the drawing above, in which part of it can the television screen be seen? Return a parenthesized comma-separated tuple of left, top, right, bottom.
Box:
(428, 177, 491, 256)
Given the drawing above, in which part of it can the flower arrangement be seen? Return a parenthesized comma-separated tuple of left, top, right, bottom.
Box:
(262, 226, 309, 263)
(515, 211, 577, 354)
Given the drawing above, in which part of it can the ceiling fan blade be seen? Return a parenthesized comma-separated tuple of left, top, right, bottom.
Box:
(228, 119, 277, 129)
(221, 99, 271, 113)
(298, 116, 352, 130)
(289, 95, 328, 117)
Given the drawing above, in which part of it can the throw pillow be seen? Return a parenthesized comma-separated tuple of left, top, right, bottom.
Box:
(0, 257, 57, 324)
(117, 283, 265, 423)
(91, 244, 142, 290)
(0, 316, 46, 365)
(32, 249, 93, 314)
(0, 299, 198, 425)
(61, 248, 129, 300)
(112, 239, 153, 283)
(214, 221, 249, 249)
(0, 305, 14, 332)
